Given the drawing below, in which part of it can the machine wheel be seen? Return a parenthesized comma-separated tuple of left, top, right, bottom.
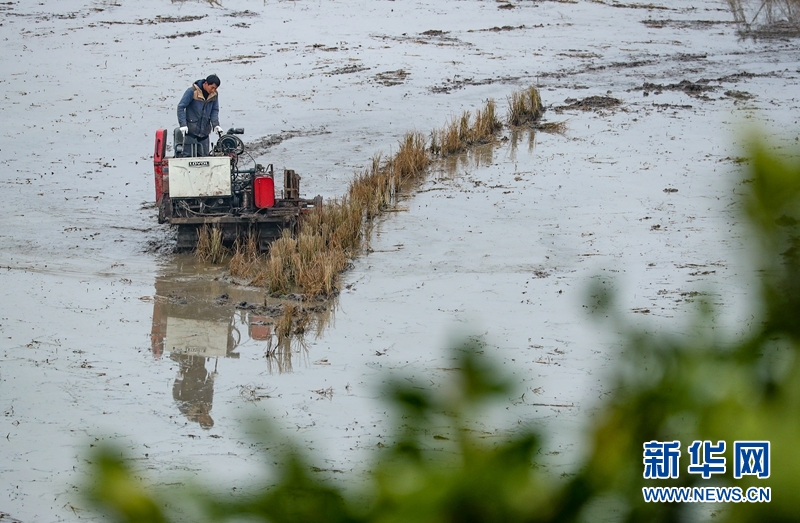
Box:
(176, 225, 199, 251)
(158, 194, 171, 224)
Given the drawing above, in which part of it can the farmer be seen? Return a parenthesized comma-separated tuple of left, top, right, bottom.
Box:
(176, 74, 223, 157)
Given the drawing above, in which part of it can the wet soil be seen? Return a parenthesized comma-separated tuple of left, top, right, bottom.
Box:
(553, 95, 623, 112)
(2, 0, 800, 521)
(429, 74, 522, 94)
(642, 18, 736, 29)
(738, 21, 800, 39)
(372, 69, 411, 87)
(244, 128, 331, 158)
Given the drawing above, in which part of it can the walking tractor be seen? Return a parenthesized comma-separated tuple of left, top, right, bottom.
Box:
(153, 128, 321, 250)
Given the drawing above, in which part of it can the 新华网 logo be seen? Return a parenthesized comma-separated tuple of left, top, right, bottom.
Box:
(641, 440, 771, 503)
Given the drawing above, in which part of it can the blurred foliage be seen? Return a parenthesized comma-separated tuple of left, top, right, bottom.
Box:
(86, 140, 800, 522)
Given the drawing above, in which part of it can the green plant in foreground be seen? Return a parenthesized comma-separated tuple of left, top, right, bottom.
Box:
(85, 341, 554, 523)
(89, 140, 800, 522)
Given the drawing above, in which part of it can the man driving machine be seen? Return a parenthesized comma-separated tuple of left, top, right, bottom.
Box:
(176, 74, 223, 157)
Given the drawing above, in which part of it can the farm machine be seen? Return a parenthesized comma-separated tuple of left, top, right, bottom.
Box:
(153, 127, 321, 250)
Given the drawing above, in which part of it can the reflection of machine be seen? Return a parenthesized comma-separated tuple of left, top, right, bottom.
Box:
(172, 354, 216, 429)
(148, 263, 329, 425)
(150, 295, 241, 360)
(153, 127, 322, 250)
(150, 265, 269, 430)
(164, 317, 233, 358)
(149, 274, 237, 430)
(249, 316, 272, 341)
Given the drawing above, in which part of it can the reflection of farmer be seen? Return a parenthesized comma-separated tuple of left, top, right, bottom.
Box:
(176, 74, 222, 157)
(171, 354, 215, 429)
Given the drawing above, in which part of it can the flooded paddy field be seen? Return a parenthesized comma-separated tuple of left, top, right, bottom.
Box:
(1, 0, 799, 520)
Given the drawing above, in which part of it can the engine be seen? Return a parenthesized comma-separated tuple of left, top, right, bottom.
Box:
(153, 126, 319, 250)
(166, 128, 274, 218)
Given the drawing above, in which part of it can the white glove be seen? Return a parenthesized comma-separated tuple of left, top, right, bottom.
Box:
(214, 126, 223, 134)
(179, 126, 188, 135)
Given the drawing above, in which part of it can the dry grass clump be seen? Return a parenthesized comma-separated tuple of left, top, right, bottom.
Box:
(347, 132, 430, 221)
(301, 198, 364, 255)
(249, 132, 429, 298)
(293, 310, 310, 335)
(273, 304, 312, 347)
(474, 99, 503, 139)
(393, 132, 430, 180)
(209, 86, 543, 299)
(349, 155, 394, 220)
(430, 99, 502, 157)
(292, 232, 348, 297)
(229, 234, 259, 279)
(195, 225, 227, 263)
(255, 231, 297, 294)
(259, 122, 485, 298)
(275, 303, 298, 341)
(430, 114, 467, 156)
(507, 85, 544, 126)
(246, 203, 357, 297)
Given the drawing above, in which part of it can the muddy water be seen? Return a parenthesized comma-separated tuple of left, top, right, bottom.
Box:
(2, 0, 800, 520)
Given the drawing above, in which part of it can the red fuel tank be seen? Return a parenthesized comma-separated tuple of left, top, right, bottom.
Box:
(254, 176, 275, 208)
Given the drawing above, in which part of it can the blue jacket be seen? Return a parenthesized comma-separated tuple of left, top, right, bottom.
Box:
(177, 80, 219, 138)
